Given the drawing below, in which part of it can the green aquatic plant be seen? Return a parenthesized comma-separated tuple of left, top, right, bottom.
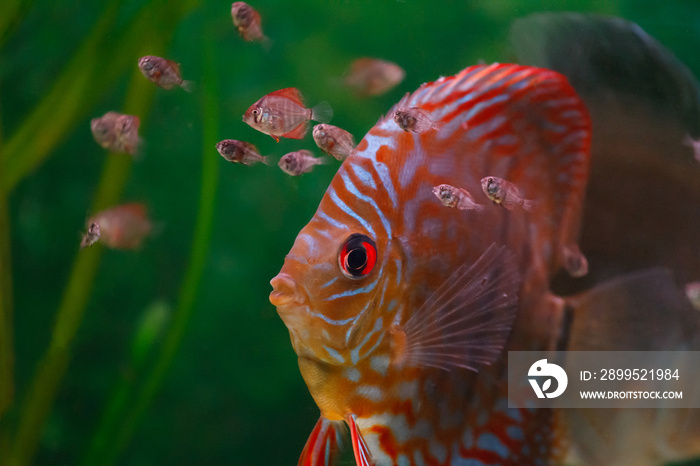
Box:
(0, 1, 214, 464)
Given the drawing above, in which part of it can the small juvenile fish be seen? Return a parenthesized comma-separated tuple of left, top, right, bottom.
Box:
(243, 88, 332, 142)
(686, 282, 700, 311)
(138, 55, 194, 92)
(562, 244, 589, 278)
(684, 135, 700, 162)
(88, 203, 152, 250)
(80, 222, 101, 249)
(91, 112, 141, 155)
(231, 2, 270, 47)
(91, 112, 119, 150)
(216, 139, 271, 165)
(480, 176, 535, 211)
(114, 114, 141, 155)
(432, 184, 484, 211)
(278, 150, 324, 176)
(344, 58, 405, 96)
(394, 107, 440, 133)
(312, 124, 355, 161)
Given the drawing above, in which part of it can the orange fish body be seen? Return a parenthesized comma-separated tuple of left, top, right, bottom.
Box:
(271, 63, 591, 465)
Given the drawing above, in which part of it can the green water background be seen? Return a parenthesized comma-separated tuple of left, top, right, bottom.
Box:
(1, 1, 699, 464)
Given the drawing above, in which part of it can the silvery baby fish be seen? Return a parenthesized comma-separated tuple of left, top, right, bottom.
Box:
(243, 87, 333, 142)
(394, 107, 440, 133)
(138, 55, 194, 92)
(278, 150, 324, 176)
(481, 175, 535, 211)
(432, 183, 484, 211)
(113, 114, 141, 155)
(312, 124, 355, 161)
(216, 139, 270, 166)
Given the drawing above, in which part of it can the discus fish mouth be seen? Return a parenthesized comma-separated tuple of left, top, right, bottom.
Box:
(270, 273, 301, 307)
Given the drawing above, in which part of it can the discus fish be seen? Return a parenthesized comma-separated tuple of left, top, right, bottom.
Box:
(480, 176, 535, 212)
(216, 139, 270, 166)
(269, 13, 700, 466)
(278, 150, 324, 176)
(243, 88, 333, 142)
(432, 183, 484, 211)
(394, 107, 440, 133)
(231, 2, 270, 47)
(271, 62, 594, 465)
(90, 112, 141, 155)
(80, 222, 101, 249)
(138, 55, 194, 92)
(344, 58, 405, 96)
(312, 124, 356, 161)
(88, 203, 152, 250)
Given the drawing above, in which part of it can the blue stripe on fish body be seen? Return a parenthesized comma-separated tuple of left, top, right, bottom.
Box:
(328, 187, 376, 238)
(350, 163, 378, 190)
(350, 317, 383, 364)
(316, 209, 348, 231)
(476, 432, 510, 458)
(339, 171, 393, 237)
(324, 276, 379, 301)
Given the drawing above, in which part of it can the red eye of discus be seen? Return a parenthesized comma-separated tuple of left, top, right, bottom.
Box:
(339, 234, 377, 279)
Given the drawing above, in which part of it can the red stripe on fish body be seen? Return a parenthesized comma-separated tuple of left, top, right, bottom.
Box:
(271, 63, 590, 464)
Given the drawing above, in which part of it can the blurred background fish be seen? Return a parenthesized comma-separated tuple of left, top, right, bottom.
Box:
(87, 203, 152, 250)
(79, 222, 101, 249)
(231, 1, 271, 49)
(90, 111, 141, 155)
(687, 282, 700, 311)
(344, 58, 406, 96)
